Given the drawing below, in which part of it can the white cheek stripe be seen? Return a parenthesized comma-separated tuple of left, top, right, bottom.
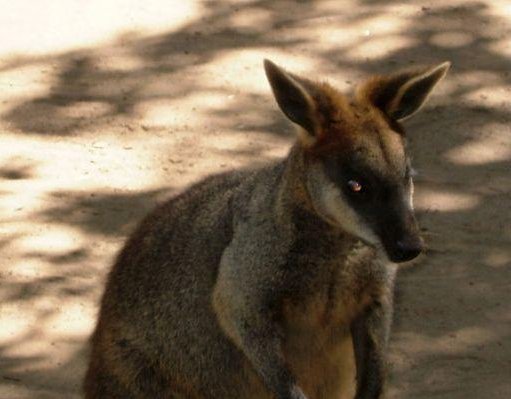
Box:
(407, 178, 415, 211)
(319, 181, 380, 246)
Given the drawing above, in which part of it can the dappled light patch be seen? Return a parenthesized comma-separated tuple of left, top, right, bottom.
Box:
(0, 0, 203, 56)
(45, 301, 96, 339)
(229, 7, 274, 33)
(414, 188, 480, 212)
(0, 308, 38, 343)
(394, 326, 502, 356)
(16, 227, 84, 258)
(0, 63, 53, 100)
(346, 35, 415, 60)
(445, 128, 511, 165)
(138, 93, 229, 128)
(430, 32, 474, 48)
(59, 101, 114, 120)
(484, 250, 511, 268)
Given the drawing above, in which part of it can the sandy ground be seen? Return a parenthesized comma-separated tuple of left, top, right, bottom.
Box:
(0, 1, 510, 398)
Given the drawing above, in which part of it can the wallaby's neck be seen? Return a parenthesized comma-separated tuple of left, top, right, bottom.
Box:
(274, 144, 337, 235)
(276, 144, 312, 212)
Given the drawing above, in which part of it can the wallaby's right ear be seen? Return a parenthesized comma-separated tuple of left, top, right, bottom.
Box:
(264, 59, 318, 142)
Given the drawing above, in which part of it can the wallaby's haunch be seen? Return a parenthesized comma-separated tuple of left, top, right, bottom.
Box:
(84, 59, 450, 399)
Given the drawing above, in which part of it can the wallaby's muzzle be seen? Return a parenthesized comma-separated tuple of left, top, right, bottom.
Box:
(387, 233, 424, 263)
(378, 210, 424, 263)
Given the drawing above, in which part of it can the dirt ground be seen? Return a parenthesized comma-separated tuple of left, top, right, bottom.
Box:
(0, 1, 510, 398)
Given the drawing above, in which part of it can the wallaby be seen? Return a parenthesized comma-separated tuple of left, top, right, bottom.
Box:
(84, 59, 450, 399)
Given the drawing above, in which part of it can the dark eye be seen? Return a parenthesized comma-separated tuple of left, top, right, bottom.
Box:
(347, 180, 363, 193)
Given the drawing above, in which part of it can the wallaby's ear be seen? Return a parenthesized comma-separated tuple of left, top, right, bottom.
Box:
(264, 59, 318, 139)
(361, 62, 451, 121)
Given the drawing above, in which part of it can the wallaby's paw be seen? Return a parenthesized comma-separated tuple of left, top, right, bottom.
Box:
(290, 385, 308, 399)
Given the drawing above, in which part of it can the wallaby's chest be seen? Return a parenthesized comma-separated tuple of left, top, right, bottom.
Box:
(279, 245, 390, 399)
(282, 242, 384, 331)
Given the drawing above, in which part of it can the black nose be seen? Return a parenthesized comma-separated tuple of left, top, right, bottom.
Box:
(390, 237, 424, 263)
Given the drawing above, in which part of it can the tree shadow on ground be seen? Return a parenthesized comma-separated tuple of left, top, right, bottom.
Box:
(2, 0, 312, 137)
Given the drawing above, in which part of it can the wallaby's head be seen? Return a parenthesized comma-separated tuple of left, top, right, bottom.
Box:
(264, 59, 450, 263)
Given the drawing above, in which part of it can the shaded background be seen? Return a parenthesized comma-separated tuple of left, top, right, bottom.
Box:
(0, 1, 510, 398)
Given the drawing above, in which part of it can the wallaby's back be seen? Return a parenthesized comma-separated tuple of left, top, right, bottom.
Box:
(85, 164, 286, 398)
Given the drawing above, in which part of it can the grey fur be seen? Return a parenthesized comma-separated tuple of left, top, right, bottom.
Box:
(84, 60, 449, 399)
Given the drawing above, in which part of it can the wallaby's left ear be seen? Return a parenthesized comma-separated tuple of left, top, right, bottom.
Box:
(359, 62, 451, 120)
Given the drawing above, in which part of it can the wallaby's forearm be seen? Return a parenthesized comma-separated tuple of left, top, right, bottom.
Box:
(351, 299, 393, 399)
(230, 316, 307, 399)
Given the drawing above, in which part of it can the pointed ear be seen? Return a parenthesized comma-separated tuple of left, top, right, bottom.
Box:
(360, 62, 451, 121)
(264, 59, 319, 139)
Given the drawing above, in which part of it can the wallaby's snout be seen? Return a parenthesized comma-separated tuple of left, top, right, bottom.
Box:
(394, 234, 423, 262)
(381, 216, 423, 263)
(376, 197, 424, 263)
